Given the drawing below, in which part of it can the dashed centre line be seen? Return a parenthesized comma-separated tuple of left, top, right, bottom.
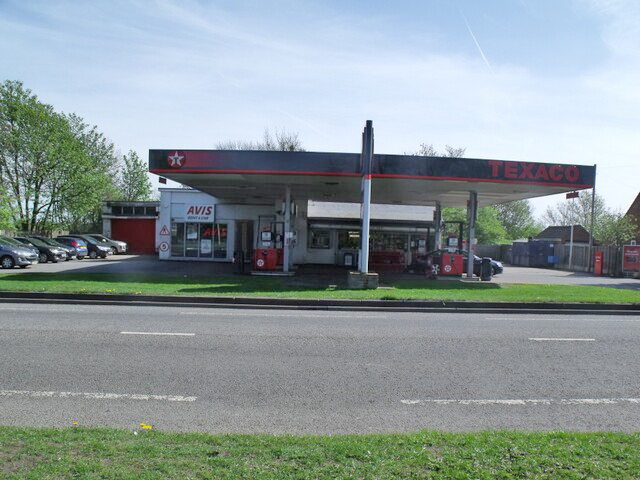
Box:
(120, 331, 195, 336)
(0, 390, 196, 402)
(180, 312, 379, 318)
(401, 398, 640, 406)
(529, 338, 595, 342)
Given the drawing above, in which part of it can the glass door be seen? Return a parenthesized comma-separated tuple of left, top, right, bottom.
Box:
(171, 223, 185, 257)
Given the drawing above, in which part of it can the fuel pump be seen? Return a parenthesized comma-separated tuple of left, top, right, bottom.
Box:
(254, 215, 284, 271)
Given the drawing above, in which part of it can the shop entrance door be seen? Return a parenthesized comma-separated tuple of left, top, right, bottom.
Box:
(234, 221, 254, 263)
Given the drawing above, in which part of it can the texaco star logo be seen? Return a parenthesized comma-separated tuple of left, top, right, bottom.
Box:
(167, 150, 186, 168)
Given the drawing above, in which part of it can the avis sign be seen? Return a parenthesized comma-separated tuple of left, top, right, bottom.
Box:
(186, 205, 215, 222)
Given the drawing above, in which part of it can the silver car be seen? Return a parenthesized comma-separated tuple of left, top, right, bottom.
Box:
(87, 234, 128, 254)
(0, 241, 39, 269)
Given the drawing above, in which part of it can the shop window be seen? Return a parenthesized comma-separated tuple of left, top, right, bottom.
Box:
(134, 206, 145, 216)
(338, 230, 360, 249)
(112, 206, 123, 215)
(171, 222, 185, 256)
(309, 229, 331, 249)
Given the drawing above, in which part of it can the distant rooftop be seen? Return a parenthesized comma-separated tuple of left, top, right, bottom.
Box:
(536, 225, 590, 243)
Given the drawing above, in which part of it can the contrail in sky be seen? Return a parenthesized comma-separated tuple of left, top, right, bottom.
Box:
(459, 10, 494, 73)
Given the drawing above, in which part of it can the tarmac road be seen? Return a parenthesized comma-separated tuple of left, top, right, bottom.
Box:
(1, 302, 639, 434)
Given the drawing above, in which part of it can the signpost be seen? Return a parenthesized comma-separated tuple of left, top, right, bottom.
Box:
(566, 192, 579, 269)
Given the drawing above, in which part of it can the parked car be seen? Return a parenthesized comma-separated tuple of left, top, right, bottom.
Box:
(0, 235, 39, 257)
(54, 236, 88, 259)
(14, 236, 66, 264)
(87, 234, 128, 254)
(57, 235, 110, 259)
(0, 238, 39, 269)
(29, 236, 77, 261)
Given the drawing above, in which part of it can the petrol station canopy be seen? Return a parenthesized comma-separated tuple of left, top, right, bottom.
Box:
(149, 149, 596, 207)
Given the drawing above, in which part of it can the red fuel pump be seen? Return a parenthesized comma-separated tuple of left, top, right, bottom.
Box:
(440, 253, 464, 276)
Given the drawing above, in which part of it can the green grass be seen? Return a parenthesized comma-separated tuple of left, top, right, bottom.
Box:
(1, 427, 638, 479)
(0, 272, 638, 303)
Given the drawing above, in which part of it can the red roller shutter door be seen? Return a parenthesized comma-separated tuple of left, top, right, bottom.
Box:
(110, 219, 156, 254)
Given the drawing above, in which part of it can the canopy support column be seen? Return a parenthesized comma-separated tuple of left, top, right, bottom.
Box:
(434, 202, 442, 250)
(467, 191, 477, 279)
(283, 185, 291, 273)
(359, 120, 373, 273)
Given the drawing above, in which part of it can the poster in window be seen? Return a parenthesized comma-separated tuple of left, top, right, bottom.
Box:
(200, 239, 212, 255)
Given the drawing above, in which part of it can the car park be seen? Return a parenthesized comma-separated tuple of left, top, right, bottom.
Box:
(57, 235, 110, 259)
(14, 236, 66, 264)
(0, 238, 39, 269)
(55, 237, 88, 259)
(87, 234, 128, 254)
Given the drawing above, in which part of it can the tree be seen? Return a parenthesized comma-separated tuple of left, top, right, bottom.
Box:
(0, 185, 15, 231)
(442, 206, 510, 245)
(413, 143, 466, 157)
(542, 191, 606, 229)
(495, 200, 542, 240)
(595, 212, 637, 246)
(117, 150, 153, 201)
(217, 128, 304, 152)
(54, 113, 120, 232)
(0, 80, 119, 233)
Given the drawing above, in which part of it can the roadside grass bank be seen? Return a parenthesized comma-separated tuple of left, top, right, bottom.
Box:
(1, 427, 638, 479)
(0, 273, 638, 303)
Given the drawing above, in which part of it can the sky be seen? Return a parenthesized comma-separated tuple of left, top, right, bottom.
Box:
(1, 0, 639, 219)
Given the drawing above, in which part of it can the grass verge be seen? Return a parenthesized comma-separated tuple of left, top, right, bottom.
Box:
(0, 272, 638, 303)
(1, 426, 639, 479)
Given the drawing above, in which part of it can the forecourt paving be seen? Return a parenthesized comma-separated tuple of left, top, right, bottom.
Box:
(1, 302, 639, 434)
(7, 253, 640, 291)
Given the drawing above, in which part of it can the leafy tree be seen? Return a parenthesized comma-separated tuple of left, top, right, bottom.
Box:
(54, 114, 120, 232)
(217, 128, 304, 151)
(117, 150, 153, 201)
(495, 200, 541, 240)
(595, 212, 637, 246)
(0, 185, 15, 231)
(0, 80, 119, 233)
(443, 206, 509, 245)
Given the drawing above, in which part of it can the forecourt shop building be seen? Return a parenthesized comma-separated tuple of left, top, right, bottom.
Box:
(149, 122, 596, 277)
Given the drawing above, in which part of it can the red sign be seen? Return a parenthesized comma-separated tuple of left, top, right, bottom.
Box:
(566, 191, 579, 199)
(488, 161, 581, 183)
(622, 245, 640, 272)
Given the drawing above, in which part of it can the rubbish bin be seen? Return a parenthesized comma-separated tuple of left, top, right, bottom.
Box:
(480, 257, 492, 281)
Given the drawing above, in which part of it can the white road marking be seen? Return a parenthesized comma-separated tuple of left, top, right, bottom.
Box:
(528, 338, 595, 342)
(120, 331, 195, 336)
(0, 390, 196, 402)
(0, 306, 86, 313)
(401, 398, 640, 406)
(180, 312, 379, 318)
(488, 317, 640, 322)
